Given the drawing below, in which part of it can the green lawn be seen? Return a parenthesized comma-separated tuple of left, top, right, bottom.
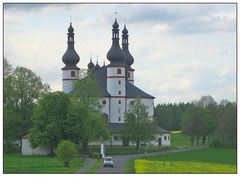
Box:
(171, 131, 192, 147)
(134, 148, 237, 174)
(87, 145, 175, 155)
(4, 153, 84, 174)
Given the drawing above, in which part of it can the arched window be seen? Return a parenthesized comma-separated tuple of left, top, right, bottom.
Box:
(118, 91, 121, 95)
(118, 117, 121, 121)
(71, 71, 75, 77)
(118, 80, 121, 85)
(118, 100, 121, 104)
(117, 69, 121, 74)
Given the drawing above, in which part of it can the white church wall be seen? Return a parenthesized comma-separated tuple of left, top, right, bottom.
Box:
(62, 69, 79, 93)
(126, 98, 154, 120)
(109, 98, 126, 123)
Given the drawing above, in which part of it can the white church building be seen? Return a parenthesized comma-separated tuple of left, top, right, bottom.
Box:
(22, 18, 170, 155)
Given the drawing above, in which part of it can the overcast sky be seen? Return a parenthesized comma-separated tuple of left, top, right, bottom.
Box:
(3, 3, 236, 104)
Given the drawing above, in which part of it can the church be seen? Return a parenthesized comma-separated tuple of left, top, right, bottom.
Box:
(22, 17, 170, 155)
(61, 17, 171, 147)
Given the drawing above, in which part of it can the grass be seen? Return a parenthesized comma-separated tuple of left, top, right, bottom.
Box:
(87, 145, 175, 155)
(86, 159, 103, 174)
(171, 131, 192, 147)
(134, 148, 237, 174)
(4, 153, 85, 174)
(124, 159, 135, 174)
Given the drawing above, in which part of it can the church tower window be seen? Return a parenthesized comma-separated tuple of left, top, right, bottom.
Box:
(117, 69, 121, 74)
(71, 71, 75, 77)
(127, 72, 130, 78)
(118, 91, 121, 95)
(118, 117, 121, 121)
(118, 80, 121, 85)
(118, 100, 121, 104)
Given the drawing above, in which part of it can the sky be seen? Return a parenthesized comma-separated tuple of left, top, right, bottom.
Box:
(3, 3, 237, 104)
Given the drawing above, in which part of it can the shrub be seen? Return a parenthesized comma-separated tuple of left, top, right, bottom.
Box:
(56, 140, 77, 167)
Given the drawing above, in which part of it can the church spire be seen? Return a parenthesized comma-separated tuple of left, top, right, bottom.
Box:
(122, 21, 134, 67)
(106, 13, 125, 66)
(62, 22, 80, 69)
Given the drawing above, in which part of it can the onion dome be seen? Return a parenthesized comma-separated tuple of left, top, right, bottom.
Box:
(88, 59, 94, 69)
(106, 19, 125, 66)
(95, 61, 100, 70)
(122, 24, 134, 67)
(62, 22, 80, 69)
(122, 25, 128, 34)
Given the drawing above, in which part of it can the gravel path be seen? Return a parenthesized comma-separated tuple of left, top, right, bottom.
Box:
(97, 146, 207, 174)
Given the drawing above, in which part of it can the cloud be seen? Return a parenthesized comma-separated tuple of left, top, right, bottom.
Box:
(3, 4, 236, 104)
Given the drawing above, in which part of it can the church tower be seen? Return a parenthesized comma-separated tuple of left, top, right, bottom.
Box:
(62, 22, 80, 93)
(122, 23, 135, 84)
(106, 17, 126, 123)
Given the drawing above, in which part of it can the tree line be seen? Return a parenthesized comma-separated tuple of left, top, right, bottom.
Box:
(154, 96, 236, 148)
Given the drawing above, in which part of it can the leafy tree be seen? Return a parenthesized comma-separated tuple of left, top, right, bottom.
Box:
(30, 92, 70, 155)
(71, 76, 102, 110)
(66, 103, 109, 152)
(4, 58, 13, 77)
(56, 140, 77, 167)
(123, 98, 155, 150)
(3, 65, 50, 149)
(212, 103, 236, 148)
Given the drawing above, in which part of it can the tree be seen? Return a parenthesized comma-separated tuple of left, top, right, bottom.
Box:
(56, 140, 77, 167)
(4, 58, 13, 77)
(66, 103, 109, 152)
(71, 76, 102, 110)
(212, 103, 236, 148)
(30, 92, 70, 155)
(123, 98, 155, 150)
(3, 65, 50, 149)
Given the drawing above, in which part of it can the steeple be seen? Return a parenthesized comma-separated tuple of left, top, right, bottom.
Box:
(106, 14, 125, 66)
(95, 61, 100, 70)
(62, 22, 80, 69)
(87, 58, 94, 69)
(122, 22, 134, 67)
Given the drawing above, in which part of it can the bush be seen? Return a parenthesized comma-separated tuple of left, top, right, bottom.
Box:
(4, 141, 20, 153)
(89, 152, 100, 159)
(56, 140, 77, 167)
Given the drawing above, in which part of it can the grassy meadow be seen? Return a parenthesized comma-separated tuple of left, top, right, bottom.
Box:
(134, 148, 237, 174)
(4, 153, 85, 174)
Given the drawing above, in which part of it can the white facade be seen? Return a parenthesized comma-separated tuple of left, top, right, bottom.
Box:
(22, 138, 52, 155)
(62, 69, 79, 93)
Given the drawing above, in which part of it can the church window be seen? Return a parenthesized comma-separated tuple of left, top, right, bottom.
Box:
(118, 100, 121, 104)
(130, 101, 134, 105)
(71, 71, 75, 77)
(118, 108, 120, 113)
(102, 100, 106, 105)
(117, 69, 121, 74)
(164, 136, 167, 140)
(118, 80, 121, 85)
(118, 117, 121, 121)
(118, 91, 121, 95)
(127, 72, 130, 78)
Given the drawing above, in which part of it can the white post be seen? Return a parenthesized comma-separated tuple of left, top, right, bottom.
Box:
(100, 144, 105, 158)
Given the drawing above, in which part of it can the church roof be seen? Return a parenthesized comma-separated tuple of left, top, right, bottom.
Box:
(108, 123, 170, 134)
(95, 66, 155, 99)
